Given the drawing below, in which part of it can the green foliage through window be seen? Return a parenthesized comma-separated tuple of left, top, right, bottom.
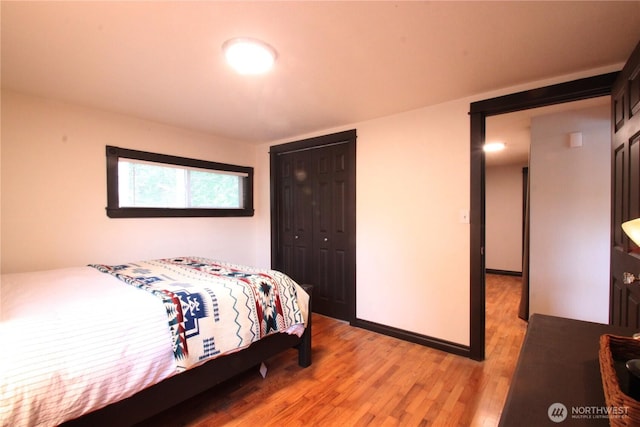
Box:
(106, 146, 253, 218)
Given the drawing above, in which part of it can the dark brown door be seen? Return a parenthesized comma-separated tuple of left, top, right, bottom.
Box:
(312, 142, 355, 320)
(611, 40, 640, 327)
(276, 150, 315, 285)
(272, 130, 356, 322)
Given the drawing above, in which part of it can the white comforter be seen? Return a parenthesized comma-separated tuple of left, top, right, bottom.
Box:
(0, 263, 309, 427)
(0, 266, 178, 427)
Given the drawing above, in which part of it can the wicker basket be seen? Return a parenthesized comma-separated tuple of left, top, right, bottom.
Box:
(599, 334, 640, 426)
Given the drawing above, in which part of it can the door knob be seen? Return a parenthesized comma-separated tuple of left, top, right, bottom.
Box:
(624, 272, 640, 285)
(295, 235, 299, 239)
(323, 237, 329, 242)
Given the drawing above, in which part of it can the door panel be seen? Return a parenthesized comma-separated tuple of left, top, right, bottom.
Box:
(312, 142, 354, 320)
(293, 153, 314, 285)
(334, 249, 347, 303)
(612, 278, 623, 325)
(628, 293, 640, 328)
(613, 144, 626, 247)
(610, 40, 640, 328)
(278, 155, 295, 276)
(277, 150, 314, 285)
(631, 137, 640, 219)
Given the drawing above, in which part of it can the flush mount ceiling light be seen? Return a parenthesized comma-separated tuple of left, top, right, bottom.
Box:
(223, 38, 277, 75)
(483, 142, 506, 152)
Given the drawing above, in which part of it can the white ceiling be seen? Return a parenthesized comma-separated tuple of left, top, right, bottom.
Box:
(2, 1, 639, 144)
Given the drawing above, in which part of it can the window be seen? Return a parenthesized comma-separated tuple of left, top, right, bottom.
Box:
(106, 146, 253, 218)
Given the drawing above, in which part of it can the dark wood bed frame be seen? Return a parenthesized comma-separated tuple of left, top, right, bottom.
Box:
(62, 285, 313, 427)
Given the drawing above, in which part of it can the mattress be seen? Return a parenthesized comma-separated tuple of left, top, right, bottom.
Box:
(1, 266, 177, 427)
(0, 262, 309, 427)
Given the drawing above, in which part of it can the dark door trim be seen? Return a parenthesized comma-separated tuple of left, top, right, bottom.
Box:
(269, 129, 357, 322)
(469, 72, 618, 361)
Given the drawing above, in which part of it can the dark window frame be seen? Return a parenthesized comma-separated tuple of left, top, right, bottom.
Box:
(105, 145, 254, 218)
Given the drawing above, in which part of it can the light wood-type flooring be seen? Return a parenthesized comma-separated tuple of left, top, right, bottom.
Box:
(138, 274, 527, 426)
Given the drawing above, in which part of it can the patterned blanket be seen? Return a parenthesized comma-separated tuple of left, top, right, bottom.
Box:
(90, 257, 305, 372)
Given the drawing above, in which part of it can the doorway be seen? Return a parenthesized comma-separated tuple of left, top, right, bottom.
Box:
(484, 98, 611, 321)
(484, 112, 530, 277)
(468, 73, 617, 361)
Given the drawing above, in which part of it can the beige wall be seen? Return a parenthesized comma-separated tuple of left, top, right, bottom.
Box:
(486, 164, 525, 273)
(529, 104, 610, 323)
(258, 99, 472, 345)
(1, 91, 262, 273)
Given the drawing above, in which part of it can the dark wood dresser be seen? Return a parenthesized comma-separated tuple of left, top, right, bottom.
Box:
(499, 314, 638, 426)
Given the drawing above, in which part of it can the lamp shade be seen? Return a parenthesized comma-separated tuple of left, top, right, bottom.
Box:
(622, 218, 640, 246)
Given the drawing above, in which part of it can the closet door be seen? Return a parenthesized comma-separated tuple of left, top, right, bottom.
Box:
(273, 133, 356, 322)
(276, 150, 314, 286)
(313, 142, 355, 320)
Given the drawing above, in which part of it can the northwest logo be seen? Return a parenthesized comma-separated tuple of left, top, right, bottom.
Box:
(548, 403, 568, 423)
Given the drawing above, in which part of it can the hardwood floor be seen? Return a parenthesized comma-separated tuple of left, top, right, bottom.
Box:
(137, 274, 527, 426)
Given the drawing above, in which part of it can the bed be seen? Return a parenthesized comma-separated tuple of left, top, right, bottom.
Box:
(0, 257, 312, 427)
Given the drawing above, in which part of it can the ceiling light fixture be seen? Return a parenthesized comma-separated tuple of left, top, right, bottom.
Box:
(483, 142, 506, 152)
(222, 37, 277, 75)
